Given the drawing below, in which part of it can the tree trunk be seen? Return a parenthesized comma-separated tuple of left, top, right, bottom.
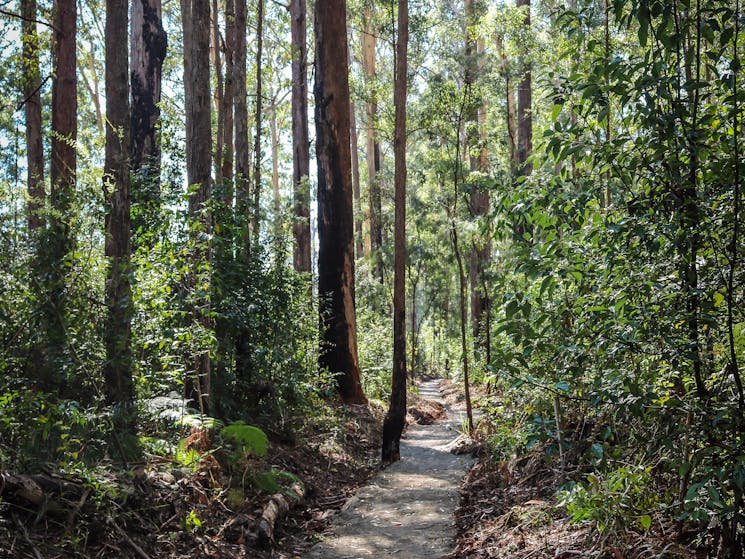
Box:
(220, 0, 235, 187)
(270, 92, 281, 235)
(362, 4, 383, 281)
(290, 0, 311, 272)
(602, 0, 611, 206)
(516, 0, 532, 177)
(314, 0, 367, 404)
(465, 1, 489, 346)
(22, 0, 44, 231)
(452, 224, 474, 433)
(211, 0, 223, 182)
(235, 0, 250, 258)
(103, 0, 134, 415)
(130, 0, 166, 236)
(409, 271, 418, 380)
(45, 0, 77, 384)
(382, 0, 408, 464)
(181, 0, 212, 414)
(252, 0, 265, 248)
(350, 100, 365, 259)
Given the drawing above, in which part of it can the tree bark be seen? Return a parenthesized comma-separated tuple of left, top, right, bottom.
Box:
(45, 0, 77, 383)
(22, 0, 44, 231)
(350, 100, 365, 259)
(290, 0, 311, 272)
(220, 0, 235, 187)
(516, 0, 532, 177)
(409, 274, 417, 379)
(270, 91, 281, 235)
(130, 0, 166, 231)
(235, 0, 250, 258)
(382, 0, 408, 464)
(211, 0, 224, 182)
(452, 223, 474, 433)
(314, 0, 367, 404)
(256, 483, 305, 546)
(252, 0, 265, 248)
(362, 3, 383, 281)
(104, 0, 134, 415)
(181, 0, 212, 414)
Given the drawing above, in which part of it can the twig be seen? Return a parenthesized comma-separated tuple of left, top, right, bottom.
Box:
(0, 74, 52, 115)
(0, 8, 59, 31)
(12, 514, 43, 559)
(66, 487, 91, 534)
(109, 519, 152, 559)
(158, 512, 179, 531)
(16, 75, 52, 112)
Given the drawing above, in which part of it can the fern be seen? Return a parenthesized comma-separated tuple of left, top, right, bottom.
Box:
(219, 421, 268, 458)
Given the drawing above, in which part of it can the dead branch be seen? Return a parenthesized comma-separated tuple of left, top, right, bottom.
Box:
(256, 481, 305, 546)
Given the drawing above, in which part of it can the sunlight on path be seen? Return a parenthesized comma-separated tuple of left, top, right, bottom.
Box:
(305, 380, 474, 559)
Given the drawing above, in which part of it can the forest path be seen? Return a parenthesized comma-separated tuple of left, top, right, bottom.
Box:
(305, 379, 474, 559)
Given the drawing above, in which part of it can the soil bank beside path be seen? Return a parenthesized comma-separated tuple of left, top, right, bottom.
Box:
(305, 379, 474, 559)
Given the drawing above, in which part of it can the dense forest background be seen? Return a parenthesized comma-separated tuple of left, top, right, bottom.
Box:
(0, 0, 744, 556)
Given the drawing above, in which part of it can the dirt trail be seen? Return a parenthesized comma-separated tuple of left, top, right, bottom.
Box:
(305, 379, 474, 559)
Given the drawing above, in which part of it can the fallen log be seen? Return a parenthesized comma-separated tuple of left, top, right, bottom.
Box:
(255, 481, 305, 546)
(1, 472, 87, 511)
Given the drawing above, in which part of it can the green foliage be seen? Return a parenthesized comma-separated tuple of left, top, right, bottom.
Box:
(183, 509, 202, 533)
(251, 468, 300, 495)
(174, 439, 203, 472)
(356, 274, 394, 400)
(0, 388, 109, 470)
(558, 466, 658, 534)
(210, 244, 324, 423)
(219, 421, 268, 458)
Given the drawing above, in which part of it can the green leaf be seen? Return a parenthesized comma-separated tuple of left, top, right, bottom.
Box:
(638, 3, 650, 47)
(221, 421, 269, 457)
(590, 443, 604, 459)
(505, 300, 519, 320)
(252, 469, 301, 495)
(639, 514, 652, 530)
(707, 485, 724, 508)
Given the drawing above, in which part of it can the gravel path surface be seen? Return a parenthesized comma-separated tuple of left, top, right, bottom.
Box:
(305, 379, 474, 559)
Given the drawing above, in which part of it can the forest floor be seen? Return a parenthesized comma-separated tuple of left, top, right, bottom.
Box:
(0, 381, 467, 559)
(2, 380, 705, 558)
(449, 404, 702, 559)
(0, 399, 386, 558)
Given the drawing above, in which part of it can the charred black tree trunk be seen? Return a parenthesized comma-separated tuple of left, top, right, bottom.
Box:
(314, 0, 367, 404)
(130, 0, 167, 242)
